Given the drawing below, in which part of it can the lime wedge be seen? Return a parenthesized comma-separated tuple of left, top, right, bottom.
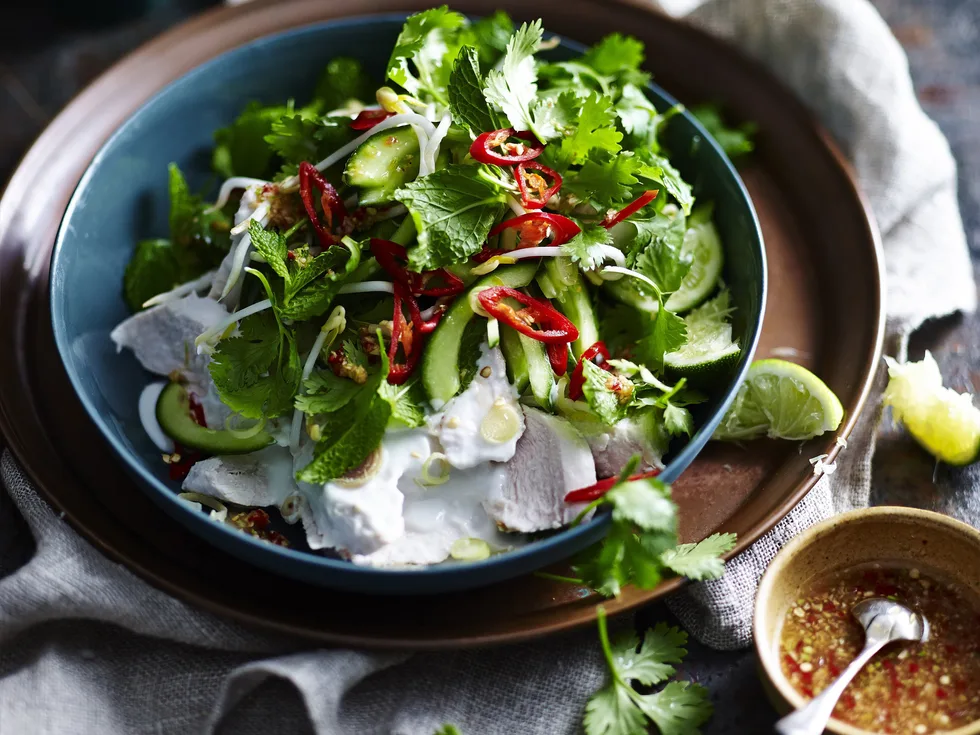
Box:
(713, 359, 844, 441)
(664, 218, 724, 313)
(664, 290, 740, 381)
(883, 352, 980, 465)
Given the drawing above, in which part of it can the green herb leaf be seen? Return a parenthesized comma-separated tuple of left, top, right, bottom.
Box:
(566, 152, 642, 208)
(529, 90, 581, 143)
(638, 308, 687, 371)
(556, 92, 622, 167)
(265, 114, 354, 167)
(614, 623, 687, 687)
(660, 532, 737, 581)
(584, 680, 648, 735)
(637, 155, 694, 215)
(396, 165, 507, 270)
(606, 477, 676, 533)
(484, 20, 543, 135)
(167, 164, 231, 280)
(295, 369, 364, 415)
(563, 224, 614, 270)
(122, 239, 181, 311)
(212, 101, 290, 179)
(380, 377, 428, 429)
(314, 57, 376, 111)
(581, 359, 633, 425)
(432, 726, 463, 735)
(448, 46, 498, 134)
(634, 681, 713, 735)
(582, 33, 645, 78)
(663, 402, 693, 437)
(630, 211, 691, 293)
(208, 310, 301, 419)
(387, 6, 466, 101)
(690, 103, 756, 159)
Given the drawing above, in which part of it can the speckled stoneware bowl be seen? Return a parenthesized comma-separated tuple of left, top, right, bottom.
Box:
(754, 506, 980, 735)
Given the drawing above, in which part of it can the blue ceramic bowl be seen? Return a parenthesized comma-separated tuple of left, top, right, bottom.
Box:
(50, 14, 766, 594)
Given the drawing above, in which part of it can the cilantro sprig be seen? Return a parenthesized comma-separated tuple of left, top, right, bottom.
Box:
(585, 608, 713, 735)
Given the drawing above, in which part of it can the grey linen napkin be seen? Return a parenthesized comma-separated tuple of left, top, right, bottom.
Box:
(0, 0, 975, 732)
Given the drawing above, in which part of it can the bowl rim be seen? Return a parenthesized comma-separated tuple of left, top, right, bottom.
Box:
(753, 505, 980, 735)
(47, 12, 767, 587)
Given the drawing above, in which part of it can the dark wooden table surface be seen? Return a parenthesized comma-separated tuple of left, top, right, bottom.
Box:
(2, 1, 978, 731)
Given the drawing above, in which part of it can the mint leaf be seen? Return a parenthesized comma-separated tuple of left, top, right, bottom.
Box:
(167, 163, 231, 275)
(123, 239, 180, 312)
(448, 46, 498, 134)
(397, 165, 506, 270)
(387, 6, 465, 101)
(635, 681, 713, 735)
(566, 152, 641, 208)
(484, 20, 543, 135)
(691, 103, 756, 159)
(314, 57, 376, 110)
(295, 369, 364, 415)
(581, 359, 633, 425)
(556, 92, 622, 167)
(660, 532, 737, 581)
(530, 90, 580, 142)
(208, 311, 300, 419)
(562, 224, 613, 270)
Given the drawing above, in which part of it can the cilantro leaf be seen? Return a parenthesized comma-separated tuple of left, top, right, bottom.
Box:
(484, 20, 543, 136)
(265, 115, 353, 168)
(638, 308, 687, 371)
(396, 165, 507, 270)
(380, 378, 427, 429)
(606, 477, 677, 533)
(635, 681, 713, 735)
(663, 402, 693, 437)
(566, 152, 641, 208)
(432, 727, 463, 735)
(122, 239, 181, 312)
(295, 369, 364, 415)
(690, 104, 756, 159)
(563, 224, 613, 270)
(387, 7, 465, 102)
(208, 310, 301, 419)
(637, 155, 694, 215)
(582, 33, 645, 77)
(581, 359, 633, 425)
(660, 532, 737, 581)
(530, 90, 580, 143)
(556, 92, 622, 167)
(212, 101, 290, 179)
(630, 211, 691, 293)
(313, 57, 376, 111)
(614, 623, 687, 687)
(448, 46, 498, 134)
(585, 608, 713, 735)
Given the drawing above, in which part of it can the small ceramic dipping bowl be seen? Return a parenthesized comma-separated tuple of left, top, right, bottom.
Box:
(754, 506, 980, 735)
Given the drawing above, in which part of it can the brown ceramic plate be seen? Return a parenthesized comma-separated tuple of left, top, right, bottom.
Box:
(0, 0, 883, 648)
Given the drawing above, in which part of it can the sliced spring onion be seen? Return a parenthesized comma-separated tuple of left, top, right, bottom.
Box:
(207, 177, 268, 214)
(418, 452, 451, 486)
(223, 414, 267, 439)
(468, 285, 493, 317)
(138, 381, 173, 452)
(280, 493, 303, 524)
(450, 537, 491, 561)
(421, 115, 451, 176)
(487, 317, 500, 348)
(195, 298, 273, 353)
(338, 281, 395, 295)
(141, 269, 216, 309)
(177, 492, 228, 523)
(480, 399, 522, 444)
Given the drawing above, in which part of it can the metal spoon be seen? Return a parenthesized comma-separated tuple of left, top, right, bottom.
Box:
(775, 597, 929, 735)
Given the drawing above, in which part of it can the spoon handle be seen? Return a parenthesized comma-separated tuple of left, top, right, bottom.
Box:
(774, 639, 888, 735)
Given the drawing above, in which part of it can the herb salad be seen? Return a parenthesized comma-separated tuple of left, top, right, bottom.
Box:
(112, 7, 742, 577)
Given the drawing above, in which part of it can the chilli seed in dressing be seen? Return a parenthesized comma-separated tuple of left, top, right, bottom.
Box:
(779, 564, 980, 734)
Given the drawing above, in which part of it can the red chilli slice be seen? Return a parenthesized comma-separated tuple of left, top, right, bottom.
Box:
(350, 108, 394, 130)
(564, 469, 662, 503)
(470, 127, 545, 165)
(547, 342, 570, 376)
(603, 189, 659, 229)
(477, 286, 579, 345)
(516, 161, 562, 210)
(298, 161, 347, 247)
(488, 212, 581, 247)
(567, 341, 611, 401)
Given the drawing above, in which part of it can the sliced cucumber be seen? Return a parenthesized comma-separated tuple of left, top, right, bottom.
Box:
(664, 219, 724, 313)
(543, 261, 599, 358)
(602, 277, 659, 314)
(156, 382, 273, 454)
(344, 126, 420, 205)
(664, 290, 741, 384)
(518, 332, 556, 410)
(423, 263, 539, 406)
(499, 325, 530, 393)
